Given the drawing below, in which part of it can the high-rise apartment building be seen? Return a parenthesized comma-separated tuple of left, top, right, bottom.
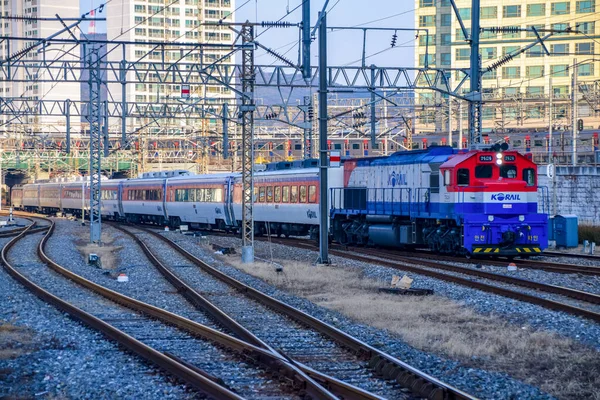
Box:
(414, 0, 600, 136)
(106, 0, 235, 134)
(0, 0, 80, 133)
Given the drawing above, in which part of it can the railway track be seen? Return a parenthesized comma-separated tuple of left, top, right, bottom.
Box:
(228, 235, 600, 324)
(112, 222, 476, 400)
(543, 251, 600, 262)
(1, 219, 356, 400)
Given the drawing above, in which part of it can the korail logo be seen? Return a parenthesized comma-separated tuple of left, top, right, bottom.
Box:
(307, 210, 317, 219)
(388, 171, 407, 187)
(491, 193, 521, 201)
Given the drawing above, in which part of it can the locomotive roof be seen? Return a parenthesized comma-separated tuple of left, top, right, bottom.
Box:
(355, 146, 457, 166)
(438, 151, 478, 168)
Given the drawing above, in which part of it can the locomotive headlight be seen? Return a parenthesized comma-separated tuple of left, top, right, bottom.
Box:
(496, 153, 502, 159)
(496, 159, 503, 165)
(519, 215, 525, 222)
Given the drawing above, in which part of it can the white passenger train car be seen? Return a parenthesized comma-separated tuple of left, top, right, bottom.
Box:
(165, 173, 234, 229)
(22, 184, 40, 211)
(100, 180, 124, 220)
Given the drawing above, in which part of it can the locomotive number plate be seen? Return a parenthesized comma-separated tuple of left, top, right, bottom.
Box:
(504, 155, 516, 161)
(479, 155, 493, 162)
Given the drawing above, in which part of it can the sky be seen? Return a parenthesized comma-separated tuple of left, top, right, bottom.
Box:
(79, 0, 416, 67)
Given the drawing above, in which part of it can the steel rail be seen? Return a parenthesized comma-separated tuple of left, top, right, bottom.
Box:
(357, 248, 600, 306)
(0, 219, 244, 400)
(32, 220, 348, 400)
(141, 226, 477, 400)
(108, 223, 368, 400)
(331, 250, 600, 323)
(542, 251, 600, 262)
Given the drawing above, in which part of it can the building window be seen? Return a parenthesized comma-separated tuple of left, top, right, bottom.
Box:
(576, 1, 595, 13)
(419, 54, 435, 65)
(503, 5, 521, 17)
(482, 69, 497, 80)
(441, 14, 451, 27)
(481, 6, 497, 19)
(441, 53, 451, 66)
(502, 45, 521, 58)
(553, 85, 569, 96)
(579, 22, 595, 34)
(440, 33, 452, 46)
(459, 8, 471, 19)
(578, 63, 594, 76)
(526, 86, 544, 96)
(527, 45, 544, 57)
(455, 48, 470, 61)
(419, 0, 435, 6)
(455, 27, 471, 41)
(526, 66, 544, 78)
(419, 35, 434, 46)
(481, 30, 497, 39)
(504, 87, 520, 96)
(419, 15, 435, 27)
(526, 24, 545, 37)
(550, 43, 569, 55)
(551, 2, 570, 15)
(527, 4, 546, 16)
(576, 42, 594, 54)
(502, 66, 520, 79)
(550, 65, 569, 76)
(551, 23, 570, 35)
(481, 47, 497, 60)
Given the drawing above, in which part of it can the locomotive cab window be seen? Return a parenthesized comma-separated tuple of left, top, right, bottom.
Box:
(475, 165, 493, 178)
(500, 165, 517, 178)
(523, 168, 536, 186)
(457, 168, 470, 186)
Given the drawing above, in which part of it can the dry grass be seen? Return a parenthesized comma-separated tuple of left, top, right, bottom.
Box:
(579, 224, 600, 245)
(75, 231, 122, 270)
(216, 249, 600, 400)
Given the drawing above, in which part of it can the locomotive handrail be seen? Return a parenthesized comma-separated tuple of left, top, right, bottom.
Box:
(537, 186, 550, 215)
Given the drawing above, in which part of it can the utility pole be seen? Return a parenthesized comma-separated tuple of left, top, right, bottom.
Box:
(458, 101, 463, 149)
(548, 76, 553, 162)
(370, 64, 377, 149)
(301, 95, 313, 159)
(571, 59, 578, 166)
(317, 12, 329, 265)
(65, 99, 71, 154)
(86, 42, 102, 243)
(222, 102, 229, 160)
(447, 97, 452, 147)
(240, 22, 256, 264)
(301, 0, 311, 80)
(468, 0, 482, 148)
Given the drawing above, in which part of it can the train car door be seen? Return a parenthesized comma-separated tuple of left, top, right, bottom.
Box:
(161, 179, 169, 222)
(224, 176, 236, 227)
(117, 181, 124, 217)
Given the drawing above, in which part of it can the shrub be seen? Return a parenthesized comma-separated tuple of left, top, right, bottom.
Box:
(578, 224, 600, 244)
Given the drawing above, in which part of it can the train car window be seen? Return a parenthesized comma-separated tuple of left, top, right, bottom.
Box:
(259, 186, 265, 203)
(299, 186, 307, 203)
(282, 186, 289, 203)
(457, 169, 470, 185)
(266, 186, 273, 202)
(352, 144, 360, 150)
(187, 189, 195, 202)
(444, 170, 451, 186)
(523, 168, 536, 186)
(372, 143, 379, 149)
(500, 165, 517, 178)
(274, 186, 281, 202)
(534, 140, 543, 147)
(430, 173, 440, 193)
(206, 188, 215, 202)
(294, 144, 302, 150)
(308, 185, 317, 203)
(475, 165, 493, 178)
(214, 188, 223, 202)
(513, 140, 522, 147)
(197, 188, 205, 202)
(291, 186, 298, 203)
(253, 187, 258, 202)
(334, 144, 342, 150)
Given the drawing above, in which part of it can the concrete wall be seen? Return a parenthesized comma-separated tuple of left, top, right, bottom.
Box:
(538, 166, 600, 225)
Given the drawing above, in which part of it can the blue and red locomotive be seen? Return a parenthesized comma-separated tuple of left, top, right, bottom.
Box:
(330, 146, 548, 257)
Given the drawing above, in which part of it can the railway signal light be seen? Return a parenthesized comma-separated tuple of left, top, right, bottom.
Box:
(307, 105, 314, 121)
(577, 119, 584, 131)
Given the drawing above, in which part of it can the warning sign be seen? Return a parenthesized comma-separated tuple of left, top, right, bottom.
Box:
(330, 151, 341, 167)
(181, 84, 190, 99)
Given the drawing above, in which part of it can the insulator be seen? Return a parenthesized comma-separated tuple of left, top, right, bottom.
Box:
(391, 33, 398, 48)
(487, 54, 515, 72)
(261, 21, 293, 28)
(307, 106, 314, 121)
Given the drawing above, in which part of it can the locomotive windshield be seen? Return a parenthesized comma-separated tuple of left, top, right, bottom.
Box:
(500, 165, 517, 178)
(475, 165, 493, 178)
